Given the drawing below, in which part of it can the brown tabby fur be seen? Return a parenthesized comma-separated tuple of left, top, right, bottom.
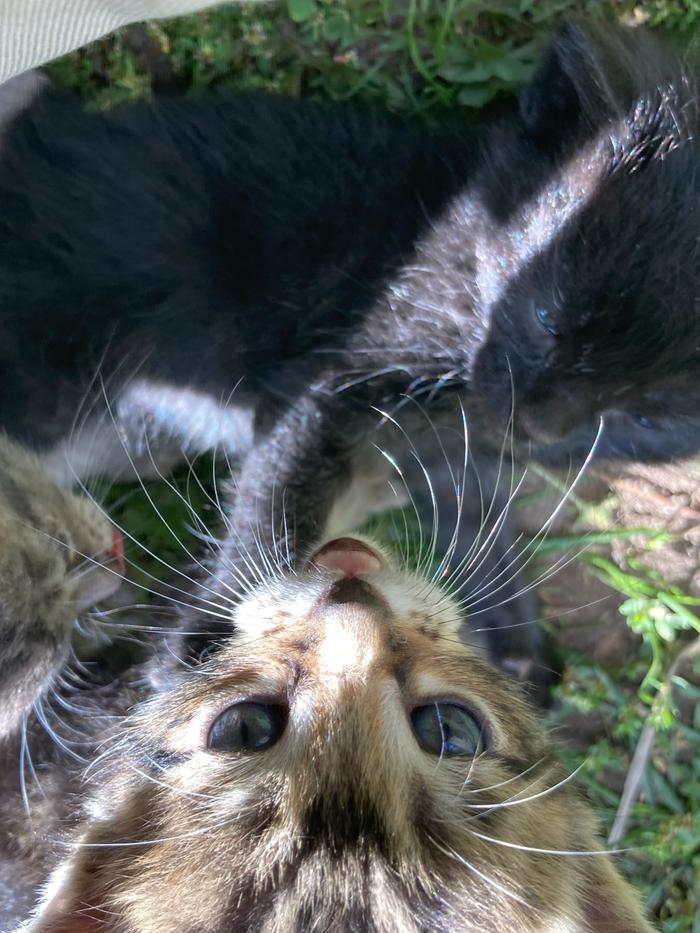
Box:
(0, 433, 120, 738)
(4, 530, 653, 933)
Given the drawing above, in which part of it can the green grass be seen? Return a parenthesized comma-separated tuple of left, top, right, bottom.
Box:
(55, 1, 700, 927)
(48, 0, 700, 111)
(549, 546, 700, 930)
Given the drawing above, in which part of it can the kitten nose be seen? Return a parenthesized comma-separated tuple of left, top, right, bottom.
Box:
(110, 528, 126, 575)
(310, 537, 385, 577)
(310, 537, 390, 617)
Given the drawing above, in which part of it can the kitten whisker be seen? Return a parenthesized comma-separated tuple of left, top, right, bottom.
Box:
(60, 379, 256, 611)
(463, 541, 591, 619)
(371, 443, 427, 570)
(467, 592, 612, 633)
(58, 807, 253, 850)
(465, 757, 549, 796)
(467, 827, 628, 858)
(126, 760, 219, 802)
(431, 400, 470, 583)
(456, 418, 604, 614)
(465, 763, 586, 815)
(19, 712, 43, 817)
(107, 404, 249, 605)
(427, 834, 533, 909)
(439, 408, 520, 594)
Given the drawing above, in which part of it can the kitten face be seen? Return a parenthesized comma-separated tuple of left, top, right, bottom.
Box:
(34, 536, 649, 933)
(0, 435, 124, 737)
(470, 23, 700, 464)
(0, 437, 124, 613)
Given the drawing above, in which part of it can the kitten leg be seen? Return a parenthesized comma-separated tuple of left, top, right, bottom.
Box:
(42, 379, 255, 486)
(180, 395, 375, 654)
(224, 396, 368, 564)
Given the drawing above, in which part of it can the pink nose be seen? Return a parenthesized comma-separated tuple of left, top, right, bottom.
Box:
(310, 537, 384, 577)
(110, 528, 126, 576)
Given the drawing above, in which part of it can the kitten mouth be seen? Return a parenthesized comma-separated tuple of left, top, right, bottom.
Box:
(309, 537, 386, 578)
(73, 530, 126, 612)
(516, 410, 567, 445)
(324, 575, 388, 612)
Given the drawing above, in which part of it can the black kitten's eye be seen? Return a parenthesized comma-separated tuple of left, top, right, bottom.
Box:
(183, 625, 231, 665)
(195, 642, 221, 664)
(208, 702, 285, 752)
(631, 413, 656, 430)
(411, 703, 485, 757)
(534, 305, 560, 337)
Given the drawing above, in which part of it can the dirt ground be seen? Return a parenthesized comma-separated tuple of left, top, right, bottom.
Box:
(516, 458, 700, 739)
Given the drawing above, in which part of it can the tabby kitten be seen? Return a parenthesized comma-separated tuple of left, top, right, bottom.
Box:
(0, 433, 123, 739)
(2, 526, 652, 932)
(0, 433, 124, 925)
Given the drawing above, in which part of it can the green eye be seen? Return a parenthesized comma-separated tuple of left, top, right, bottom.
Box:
(411, 703, 485, 757)
(208, 702, 286, 752)
(535, 305, 560, 337)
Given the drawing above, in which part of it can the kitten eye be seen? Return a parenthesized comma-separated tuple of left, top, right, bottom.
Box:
(52, 529, 75, 556)
(196, 642, 221, 664)
(534, 305, 560, 337)
(630, 413, 656, 430)
(411, 702, 485, 757)
(207, 702, 286, 753)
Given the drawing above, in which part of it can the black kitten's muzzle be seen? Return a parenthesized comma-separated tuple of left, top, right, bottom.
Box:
(515, 404, 577, 445)
(514, 380, 602, 446)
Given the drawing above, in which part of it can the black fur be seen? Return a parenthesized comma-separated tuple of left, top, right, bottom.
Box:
(473, 22, 700, 463)
(0, 90, 474, 445)
(0, 21, 697, 672)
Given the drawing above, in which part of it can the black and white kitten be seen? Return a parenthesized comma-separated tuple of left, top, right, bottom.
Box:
(0, 21, 695, 665)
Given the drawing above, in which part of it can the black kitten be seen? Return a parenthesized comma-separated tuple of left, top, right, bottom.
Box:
(0, 21, 695, 668)
(472, 23, 700, 464)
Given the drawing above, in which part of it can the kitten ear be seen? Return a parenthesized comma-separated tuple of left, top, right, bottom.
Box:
(26, 784, 158, 932)
(25, 853, 109, 933)
(518, 22, 594, 139)
(518, 20, 661, 144)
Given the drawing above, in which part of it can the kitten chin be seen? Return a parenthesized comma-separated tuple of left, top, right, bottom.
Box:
(23, 534, 652, 933)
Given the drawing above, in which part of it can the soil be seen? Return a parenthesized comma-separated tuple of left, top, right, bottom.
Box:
(516, 458, 700, 729)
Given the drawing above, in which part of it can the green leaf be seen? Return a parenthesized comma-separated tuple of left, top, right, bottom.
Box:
(438, 61, 494, 83)
(457, 84, 498, 108)
(658, 593, 700, 634)
(287, 0, 316, 24)
(647, 768, 686, 814)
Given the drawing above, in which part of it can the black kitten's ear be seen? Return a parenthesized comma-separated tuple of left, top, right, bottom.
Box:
(518, 22, 595, 139)
(519, 20, 666, 144)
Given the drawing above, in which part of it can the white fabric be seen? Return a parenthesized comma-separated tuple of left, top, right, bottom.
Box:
(0, 0, 253, 84)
